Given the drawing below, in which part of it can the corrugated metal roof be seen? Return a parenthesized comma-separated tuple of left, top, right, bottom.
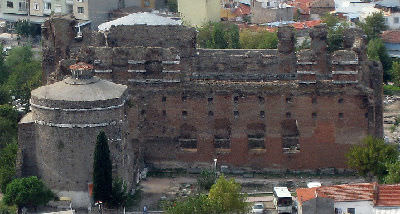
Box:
(376, 0, 400, 8)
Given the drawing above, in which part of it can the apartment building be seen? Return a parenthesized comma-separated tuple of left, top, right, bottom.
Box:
(30, 0, 73, 16)
(1, 0, 29, 15)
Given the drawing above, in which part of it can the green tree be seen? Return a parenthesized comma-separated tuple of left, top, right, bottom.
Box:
(93, 131, 112, 204)
(198, 22, 240, 49)
(384, 162, 400, 184)
(358, 12, 387, 42)
(367, 38, 392, 82)
(0, 105, 19, 148)
(391, 61, 400, 86)
(165, 194, 212, 214)
(3, 46, 42, 112)
(197, 170, 217, 191)
(208, 175, 250, 214)
(322, 14, 349, 52)
(14, 20, 41, 38)
(347, 136, 399, 181)
(3, 176, 55, 210)
(239, 30, 278, 49)
(165, 175, 249, 214)
(0, 44, 8, 85)
(109, 178, 131, 209)
(0, 200, 17, 214)
(0, 142, 18, 193)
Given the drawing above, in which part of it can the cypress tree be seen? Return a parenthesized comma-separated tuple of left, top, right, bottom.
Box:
(92, 131, 112, 203)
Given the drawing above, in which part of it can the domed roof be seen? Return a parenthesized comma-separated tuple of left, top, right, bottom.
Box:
(31, 78, 127, 102)
(31, 62, 127, 102)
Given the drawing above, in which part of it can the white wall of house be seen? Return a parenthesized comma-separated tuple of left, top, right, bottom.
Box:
(334, 201, 374, 214)
(384, 12, 400, 30)
(374, 207, 400, 214)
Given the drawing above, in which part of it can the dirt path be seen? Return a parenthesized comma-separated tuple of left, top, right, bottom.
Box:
(136, 177, 196, 211)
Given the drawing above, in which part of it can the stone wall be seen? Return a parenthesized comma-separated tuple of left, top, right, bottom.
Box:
(33, 16, 383, 174)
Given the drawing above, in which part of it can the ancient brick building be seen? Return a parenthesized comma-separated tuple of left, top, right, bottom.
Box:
(18, 15, 383, 206)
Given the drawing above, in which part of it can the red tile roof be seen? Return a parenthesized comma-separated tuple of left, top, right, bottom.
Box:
(382, 30, 400, 43)
(316, 183, 376, 202)
(234, 3, 251, 16)
(293, 0, 313, 14)
(297, 183, 400, 207)
(290, 20, 322, 29)
(376, 184, 400, 207)
(69, 62, 94, 70)
(296, 187, 318, 205)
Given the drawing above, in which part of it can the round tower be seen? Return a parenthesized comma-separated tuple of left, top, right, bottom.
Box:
(20, 62, 135, 208)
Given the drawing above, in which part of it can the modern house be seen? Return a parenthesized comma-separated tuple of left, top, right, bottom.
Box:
(1, 0, 29, 15)
(309, 0, 334, 19)
(376, 0, 400, 30)
(250, 0, 293, 24)
(382, 30, 400, 58)
(29, 0, 73, 17)
(296, 183, 400, 214)
(177, 0, 220, 27)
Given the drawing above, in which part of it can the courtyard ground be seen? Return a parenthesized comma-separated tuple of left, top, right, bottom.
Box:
(131, 174, 365, 212)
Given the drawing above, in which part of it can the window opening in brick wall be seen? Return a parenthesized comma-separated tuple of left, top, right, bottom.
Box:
(286, 97, 293, 103)
(182, 111, 188, 117)
(208, 97, 213, 103)
(258, 96, 265, 104)
(260, 111, 265, 118)
(214, 119, 231, 150)
(281, 119, 300, 153)
(162, 110, 166, 116)
(182, 95, 187, 101)
(312, 112, 317, 119)
(140, 110, 146, 115)
(234, 111, 239, 118)
(286, 112, 291, 118)
(178, 123, 197, 150)
(162, 96, 167, 102)
(215, 136, 231, 149)
(339, 113, 344, 118)
(208, 111, 214, 116)
(338, 98, 344, 103)
(365, 113, 368, 118)
(234, 96, 239, 103)
(312, 97, 317, 104)
(247, 123, 266, 150)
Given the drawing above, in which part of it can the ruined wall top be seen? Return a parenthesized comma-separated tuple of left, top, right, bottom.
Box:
(41, 16, 374, 86)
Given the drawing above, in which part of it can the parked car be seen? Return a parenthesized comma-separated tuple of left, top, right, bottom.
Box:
(251, 202, 265, 213)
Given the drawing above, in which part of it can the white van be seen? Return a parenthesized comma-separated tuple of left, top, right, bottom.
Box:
(273, 187, 293, 213)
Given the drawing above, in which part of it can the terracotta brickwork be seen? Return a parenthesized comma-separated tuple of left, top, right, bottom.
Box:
(20, 16, 383, 177)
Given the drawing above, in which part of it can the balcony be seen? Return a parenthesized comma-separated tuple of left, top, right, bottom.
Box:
(43, 8, 51, 15)
(66, 0, 73, 5)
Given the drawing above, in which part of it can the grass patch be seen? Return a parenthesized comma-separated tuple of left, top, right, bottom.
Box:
(384, 85, 400, 95)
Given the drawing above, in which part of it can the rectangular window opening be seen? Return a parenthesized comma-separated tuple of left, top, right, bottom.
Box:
(214, 136, 231, 149)
(282, 119, 300, 153)
(179, 138, 197, 151)
(248, 134, 265, 150)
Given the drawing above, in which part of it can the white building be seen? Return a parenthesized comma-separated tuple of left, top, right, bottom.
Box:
(297, 183, 400, 214)
(376, 0, 400, 30)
